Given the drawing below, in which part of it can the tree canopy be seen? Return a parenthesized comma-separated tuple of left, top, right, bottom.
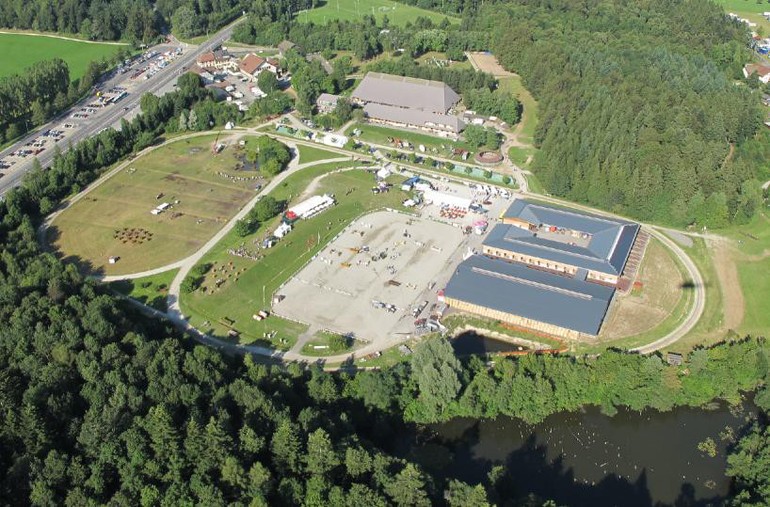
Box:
(486, 0, 763, 227)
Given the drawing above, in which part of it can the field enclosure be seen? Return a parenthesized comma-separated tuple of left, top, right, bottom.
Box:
(297, 0, 458, 25)
(50, 134, 265, 275)
(0, 32, 125, 79)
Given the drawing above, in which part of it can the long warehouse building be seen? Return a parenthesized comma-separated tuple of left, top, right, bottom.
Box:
(444, 199, 640, 339)
(444, 255, 615, 337)
(351, 72, 465, 136)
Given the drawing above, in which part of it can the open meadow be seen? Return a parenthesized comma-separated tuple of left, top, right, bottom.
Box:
(498, 75, 539, 145)
(0, 32, 125, 79)
(179, 161, 411, 348)
(719, 210, 770, 338)
(296, 0, 458, 25)
(713, 0, 770, 32)
(50, 134, 268, 275)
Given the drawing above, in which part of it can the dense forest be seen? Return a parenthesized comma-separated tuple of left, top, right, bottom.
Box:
(233, 13, 488, 61)
(484, 0, 765, 227)
(0, 0, 249, 42)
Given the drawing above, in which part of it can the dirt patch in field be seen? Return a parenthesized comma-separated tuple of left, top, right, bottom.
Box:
(601, 239, 684, 339)
(712, 239, 745, 331)
(466, 52, 515, 77)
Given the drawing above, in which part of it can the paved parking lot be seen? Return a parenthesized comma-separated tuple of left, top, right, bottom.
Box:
(273, 210, 465, 347)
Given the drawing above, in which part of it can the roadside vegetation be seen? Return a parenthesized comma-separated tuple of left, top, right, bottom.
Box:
(301, 330, 359, 357)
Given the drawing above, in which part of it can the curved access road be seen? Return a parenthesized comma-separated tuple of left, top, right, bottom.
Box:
(527, 194, 706, 355)
(629, 227, 705, 354)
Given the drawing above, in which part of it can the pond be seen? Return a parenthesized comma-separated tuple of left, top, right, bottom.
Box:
(450, 330, 529, 355)
(402, 399, 756, 506)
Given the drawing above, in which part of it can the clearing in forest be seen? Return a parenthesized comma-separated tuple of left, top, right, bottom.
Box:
(50, 134, 266, 276)
(296, 0, 458, 26)
(0, 32, 125, 79)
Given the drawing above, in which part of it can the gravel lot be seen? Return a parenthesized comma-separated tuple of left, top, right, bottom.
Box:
(273, 210, 464, 346)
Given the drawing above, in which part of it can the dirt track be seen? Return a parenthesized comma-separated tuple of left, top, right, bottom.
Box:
(466, 52, 515, 77)
(711, 240, 745, 331)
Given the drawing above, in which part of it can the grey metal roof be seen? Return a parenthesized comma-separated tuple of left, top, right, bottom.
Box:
(363, 103, 465, 134)
(444, 255, 614, 335)
(352, 72, 461, 113)
(317, 93, 341, 105)
(493, 200, 640, 275)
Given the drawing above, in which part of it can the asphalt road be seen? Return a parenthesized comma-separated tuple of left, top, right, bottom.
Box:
(0, 17, 244, 198)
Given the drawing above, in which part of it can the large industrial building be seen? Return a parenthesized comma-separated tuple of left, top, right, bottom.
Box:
(351, 72, 465, 136)
(445, 200, 640, 339)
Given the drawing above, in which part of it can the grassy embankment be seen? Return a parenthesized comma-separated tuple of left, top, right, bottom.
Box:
(300, 330, 362, 357)
(497, 75, 543, 191)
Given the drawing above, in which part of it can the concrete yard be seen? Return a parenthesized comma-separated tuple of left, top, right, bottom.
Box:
(273, 210, 465, 347)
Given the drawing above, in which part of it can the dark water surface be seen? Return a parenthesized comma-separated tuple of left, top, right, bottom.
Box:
(450, 331, 529, 355)
(403, 400, 756, 506)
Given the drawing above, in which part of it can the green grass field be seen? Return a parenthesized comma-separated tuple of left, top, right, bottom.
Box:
(296, 0, 458, 25)
(0, 33, 124, 79)
(297, 145, 341, 164)
(508, 146, 535, 167)
(110, 269, 178, 312)
(713, 0, 770, 32)
(719, 210, 770, 337)
(50, 134, 266, 276)
(714, 0, 770, 14)
(179, 161, 410, 347)
(347, 122, 474, 158)
(301, 330, 361, 357)
(498, 75, 539, 145)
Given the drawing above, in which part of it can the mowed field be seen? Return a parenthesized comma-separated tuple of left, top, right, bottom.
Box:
(0, 33, 124, 79)
(50, 134, 263, 276)
(721, 210, 770, 337)
(296, 0, 458, 25)
(713, 0, 770, 32)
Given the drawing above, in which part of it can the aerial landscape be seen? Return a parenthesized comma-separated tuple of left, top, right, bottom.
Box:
(1, 0, 770, 505)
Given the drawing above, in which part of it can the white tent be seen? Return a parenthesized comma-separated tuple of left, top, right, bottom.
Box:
(422, 189, 471, 210)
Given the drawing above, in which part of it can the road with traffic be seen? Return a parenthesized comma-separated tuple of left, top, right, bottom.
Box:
(0, 17, 244, 198)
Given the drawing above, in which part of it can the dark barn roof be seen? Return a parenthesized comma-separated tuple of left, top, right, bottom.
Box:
(491, 200, 640, 276)
(445, 255, 614, 335)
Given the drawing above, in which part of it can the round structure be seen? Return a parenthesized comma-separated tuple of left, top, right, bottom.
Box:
(474, 150, 503, 166)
